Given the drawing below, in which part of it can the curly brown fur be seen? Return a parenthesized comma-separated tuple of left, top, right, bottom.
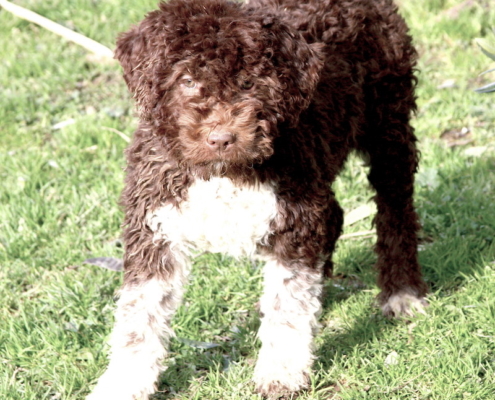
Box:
(87, 0, 428, 399)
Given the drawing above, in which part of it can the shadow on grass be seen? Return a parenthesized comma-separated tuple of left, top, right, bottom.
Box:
(326, 154, 495, 298)
(315, 154, 495, 392)
(154, 309, 261, 399)
(416, 155, 495, 291)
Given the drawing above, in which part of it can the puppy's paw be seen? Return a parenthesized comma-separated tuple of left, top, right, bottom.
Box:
(253, 365, 309, 399)
(381, 290, 428, 318)
(254, 380, 307, 399)
(87, 386, 148, 400)
(86, 369, 152, 400)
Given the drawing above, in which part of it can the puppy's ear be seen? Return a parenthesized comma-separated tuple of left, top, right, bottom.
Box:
(115, 10, 173, 119)
(263, 20, 325, 124)
(289, 40, 325, 110)
(114, 22, 156, 118)
(115, 25, 149, 97)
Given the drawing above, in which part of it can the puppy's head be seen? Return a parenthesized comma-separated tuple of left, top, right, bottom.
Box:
(115, 0, 324, 175)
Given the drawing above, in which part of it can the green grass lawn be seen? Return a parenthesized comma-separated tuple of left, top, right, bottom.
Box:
(1, 0, 495, 399)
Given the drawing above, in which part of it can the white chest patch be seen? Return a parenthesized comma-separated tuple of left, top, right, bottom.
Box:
(146, 177, 278, 258)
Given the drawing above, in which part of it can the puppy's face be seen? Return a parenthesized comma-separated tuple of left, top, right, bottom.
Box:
(115, 0, 323, 175)
(163, 64, 277, 171)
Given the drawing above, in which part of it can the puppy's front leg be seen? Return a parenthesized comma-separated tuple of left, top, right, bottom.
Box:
(254, 259, 323, 397)
(87, 252, 188, 400)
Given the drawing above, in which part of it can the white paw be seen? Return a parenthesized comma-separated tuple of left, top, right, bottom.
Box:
(87, 385, 147, 400)
(86, 366, 155, 400)
(253, 349, 311, 397)
(381, 290, 427, 317)
(253, 368, 309, 398)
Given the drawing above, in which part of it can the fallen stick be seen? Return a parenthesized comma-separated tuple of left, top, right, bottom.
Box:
(0, 0, 114, 60)
(102, 126, 131, 143)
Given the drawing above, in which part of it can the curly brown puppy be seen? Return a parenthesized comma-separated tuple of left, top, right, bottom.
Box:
(87, 0, 428, 398)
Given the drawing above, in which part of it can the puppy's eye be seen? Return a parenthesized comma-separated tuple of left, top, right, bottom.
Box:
(183, 78, 196, 88)
(241, 80, 254, 90)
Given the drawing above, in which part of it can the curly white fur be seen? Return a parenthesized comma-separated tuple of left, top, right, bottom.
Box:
(87, 274, 188, 400)
(254, 260, 323, 395)
(147, 177, 278, 257)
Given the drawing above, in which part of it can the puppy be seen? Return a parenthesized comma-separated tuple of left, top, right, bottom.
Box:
(87, 0, 428, 398)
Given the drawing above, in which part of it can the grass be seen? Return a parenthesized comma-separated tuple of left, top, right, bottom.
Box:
(1, 0, 495, 399)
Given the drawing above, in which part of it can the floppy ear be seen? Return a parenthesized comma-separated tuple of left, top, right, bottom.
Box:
(262, 18, 325, 124)
(114, 25, 150, 97)
(115, 21, 155, 118)
(115, 10, 175, 119)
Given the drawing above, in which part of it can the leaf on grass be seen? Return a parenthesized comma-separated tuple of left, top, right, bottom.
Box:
(51, 118, 75, 130)
(103, 106, 125, 118)
(47, 160, 60, 169)
(440, 127, 471, 147)
(222, 355, 232, 372)
(475, 81, 495, 93)
(75, 349, 94, 362)
(475, 37, 495, 93)
(84, 257, 123, 271)
(384, 351, 400, 366)
(479, 67, 495, 77)
(344, 204, 376, 226)
(177, 337, 220, 349)
(416, 167, 440, 191)
(476, 38, 495, 61)
(64, 321, 79, 333)
(436, 79, 457, 89)
(463, 146, 488, 157)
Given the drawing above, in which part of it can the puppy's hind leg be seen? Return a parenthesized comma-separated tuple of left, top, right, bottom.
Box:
(364, 122, 428, 317)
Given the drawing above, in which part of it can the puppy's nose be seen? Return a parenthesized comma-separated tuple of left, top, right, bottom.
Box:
(206, 132, 236, 151)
